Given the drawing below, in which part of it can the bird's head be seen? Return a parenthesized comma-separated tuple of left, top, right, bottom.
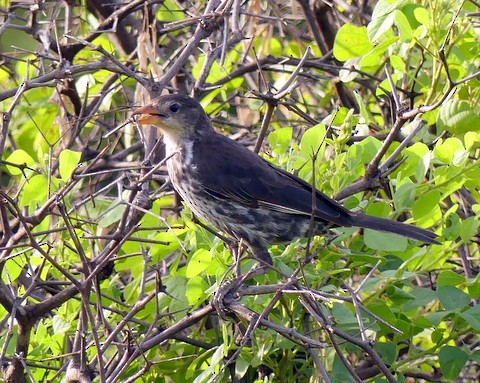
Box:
(132, 94, 213, 141)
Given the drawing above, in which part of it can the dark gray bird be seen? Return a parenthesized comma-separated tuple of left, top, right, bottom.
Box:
(132, 94, 438, 264)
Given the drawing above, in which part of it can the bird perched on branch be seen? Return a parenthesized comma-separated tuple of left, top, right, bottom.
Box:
(132, 94, 437, 265)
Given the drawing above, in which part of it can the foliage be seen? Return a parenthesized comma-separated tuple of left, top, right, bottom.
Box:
(0, 0, 479, 382)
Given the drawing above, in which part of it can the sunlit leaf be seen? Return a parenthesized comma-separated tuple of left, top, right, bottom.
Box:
(333, 24, 373, 61)
(4, 149, 35, 175)
(59, 149, 82, 182)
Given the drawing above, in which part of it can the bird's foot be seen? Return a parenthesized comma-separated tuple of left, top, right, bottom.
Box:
(213, 266, 268, 316)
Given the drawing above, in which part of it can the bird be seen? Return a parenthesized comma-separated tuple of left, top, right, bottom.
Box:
(132, 94, 438, 265)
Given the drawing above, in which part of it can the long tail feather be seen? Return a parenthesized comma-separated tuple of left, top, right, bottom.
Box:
(350, 213, 439, 244)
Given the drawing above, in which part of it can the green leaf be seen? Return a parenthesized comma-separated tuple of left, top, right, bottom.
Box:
(333, 24, 373, 61)
(394, 9, 413, 41)
(374, 342, 397, 365)
(364, 229, 407, 251)
(360, 36, 398, 70)
(151, 231, 182, 263)
(98, 203, 126, 228)
(437, 285, 470, 311)
(393, 182, 417, 210)
(460, 217, 479, 242)
(459, 305, 480, 331)
(52, 315, 71, 334)
(413, 7, 430, 25)
(390, 55, 405, 72)
(386, 285, 415, 304)
(192, 344, 225, 383)
(433, 137, 466, 165)
(465, 131, 480, 151)
(186, 276, 208, 305)
(4, 149, 35, 175)
(186, 248, 211, 278)
(59, 149, 82, 182)
(331, 354, 354, 382)
(331, 302, 357, 331)
(400, 142, 430, 182)
(403, 287, 437, 311)
(5, 258, 23, 281)
(367, 0, 409, 42)
(355, 136, 382, 163)
(439, 346, 468, 380)
(437, 270, 465, 286)
(437, 99, 480, 135)
(426, 310, 454, 326)
(468, 278, 480, 300)
(299, 123, 326, 159)
(268, 127, 292, 156)
(431, 328, 445, 344)
(411, 191, 442, 226)
(20, 174, 48, 207)
(367, 5, 396, 42)
(366, 301, 397, 327)
(353, 92, 371, 122)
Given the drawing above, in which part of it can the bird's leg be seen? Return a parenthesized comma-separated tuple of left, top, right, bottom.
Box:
(224, 238, 248, 277)
(213, 245, 272, 315)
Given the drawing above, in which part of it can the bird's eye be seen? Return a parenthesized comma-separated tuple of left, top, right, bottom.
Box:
(169, 103, 180, 113)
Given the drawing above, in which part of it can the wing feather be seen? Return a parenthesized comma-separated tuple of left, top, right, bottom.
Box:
(193, 133, 354, 227)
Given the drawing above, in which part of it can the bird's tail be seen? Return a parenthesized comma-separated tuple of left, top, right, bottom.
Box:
(349, 212, 439, 244)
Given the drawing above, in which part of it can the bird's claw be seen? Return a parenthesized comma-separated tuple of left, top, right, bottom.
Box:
(213, 266, 268, 317)
(213, 277, 244, 317)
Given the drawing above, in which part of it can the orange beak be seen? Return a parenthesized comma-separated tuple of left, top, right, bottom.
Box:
(131, 105, 164, 125)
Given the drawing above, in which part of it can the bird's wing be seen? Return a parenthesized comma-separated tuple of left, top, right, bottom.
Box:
(193, 133, 354, 227)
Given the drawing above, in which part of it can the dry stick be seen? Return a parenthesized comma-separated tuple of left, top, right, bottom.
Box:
(231, 0, 242, 34)
(0, 196, 13, 247)
(0, 193, 83, 289)
(100, 292, 157, 354)
(106, 305, 216, 382)
(83, 225, 138, 287)
(335, 69, 478, 203)
(0, 61, 124, 102)
(309, 350, 332, 383)
(239, 281, 403, 334)
(80, 287, 107, 383)
(0, 81, 27, 157)
(252, 47, 311, 153)
(458, 244, 473, 279)
(79, 0, 147, 44)
(296, 0, 328, 54)
(364, 70, 406, 180)
(229, 302, 327, 348)
(276, 46, 312, 98)
(303, 295, 398, 383)
(64, 35, 148, 87)
(253, 101, 276, 154)
(303, 316, 332, 383)
(385, 67, 402, 109)
(229, 260, 400, 380)
(64, 304, 89, 383)
(154, 0, 222, 94)
(57, 203, 91, 273)
(378, 118, 426, 175)
(299, 296, 364, 383)
(355, 260, 381, 294)
(342, 284, 367, 343)
(193, 24, 244, 94)
(220, 277, 299, 376)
